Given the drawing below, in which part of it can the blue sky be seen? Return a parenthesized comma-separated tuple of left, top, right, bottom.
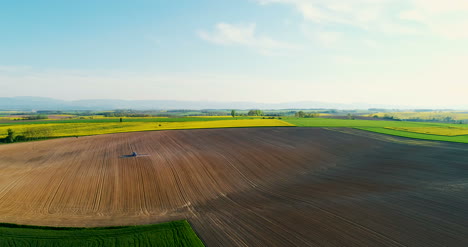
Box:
(1, 0, 467, 107)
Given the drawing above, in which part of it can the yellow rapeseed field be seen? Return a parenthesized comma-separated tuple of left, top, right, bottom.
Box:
(0, 119, 294, 138)
(386, 127, 468, 136)
(0, 117, 24, 120)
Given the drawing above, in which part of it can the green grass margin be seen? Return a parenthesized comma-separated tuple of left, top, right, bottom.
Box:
(355, 127, 468, 144)
(0, 220, 205, 247)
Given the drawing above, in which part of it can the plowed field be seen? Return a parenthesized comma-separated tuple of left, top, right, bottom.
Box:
(0, 128, 467, 246)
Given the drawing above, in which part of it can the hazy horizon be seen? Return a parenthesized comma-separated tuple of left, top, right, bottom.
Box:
(1, 0, 467, 108)
(2, 96, 468, 110)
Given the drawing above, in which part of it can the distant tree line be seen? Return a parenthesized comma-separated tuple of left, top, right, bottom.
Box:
(228, 109, 265, 117)
(166, 109, 191, 113)
(103, 112, 151, 117)
(199, 110, 229, 116)
(36, 110, 63, 114)
(247, 110, 264, 116)
(373, 114, 461, 123)
(404, 117, 463, 124)
(23, 114, 48, 120)
(101, 110, 151, 117)
(9, 114, 49, 121)
(294, 111, 320, 118)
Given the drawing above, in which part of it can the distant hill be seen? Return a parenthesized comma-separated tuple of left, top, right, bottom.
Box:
(0, 96, 454, 111)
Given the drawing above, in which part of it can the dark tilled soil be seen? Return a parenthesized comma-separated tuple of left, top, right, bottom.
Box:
(0, 128, 467, 246)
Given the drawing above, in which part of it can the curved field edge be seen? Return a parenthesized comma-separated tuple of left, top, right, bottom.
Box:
(0, 220, 205, 247)
(283, 118, 468, 144)
(355, 127, 468, 143)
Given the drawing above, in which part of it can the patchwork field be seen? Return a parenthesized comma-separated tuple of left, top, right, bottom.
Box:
(0, 119, 293, 138)
(0, 128, 467, 246)
(3, 116, 468, 144)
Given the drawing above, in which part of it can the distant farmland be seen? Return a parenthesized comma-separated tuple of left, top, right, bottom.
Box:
(0, 128, 467, 246)
(2, 116, 468, 144)
(367, 111, 468, 121)
(0, 118, 293, 139)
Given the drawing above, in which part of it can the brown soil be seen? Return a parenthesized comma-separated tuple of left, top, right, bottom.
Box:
(0, 128, 467, 246)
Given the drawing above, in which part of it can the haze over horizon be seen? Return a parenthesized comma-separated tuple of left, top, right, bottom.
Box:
(1, 0, 467, 108)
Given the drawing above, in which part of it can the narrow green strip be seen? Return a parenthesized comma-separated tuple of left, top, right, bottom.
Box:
(0, 220, 205, 247)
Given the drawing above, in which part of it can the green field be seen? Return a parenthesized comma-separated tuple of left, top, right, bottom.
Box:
(0, 220, 204, 247)
(284, 118, 468, 143)
(357, 127, 468, 143)
(284, 118, 463, 128)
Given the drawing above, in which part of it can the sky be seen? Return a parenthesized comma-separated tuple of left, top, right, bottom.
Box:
(1, 0, 467, 108)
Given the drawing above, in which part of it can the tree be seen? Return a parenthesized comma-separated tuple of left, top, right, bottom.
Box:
(247, 110, 264, 116)
(295, 111, 305, 118)
(6, 128, 15, 143)
(231, 110, 236, 118)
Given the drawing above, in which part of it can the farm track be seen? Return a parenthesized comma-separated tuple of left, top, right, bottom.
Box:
(0, 128, 467, 246)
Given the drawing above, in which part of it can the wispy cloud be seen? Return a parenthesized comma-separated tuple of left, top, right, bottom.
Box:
(256, 0, 385, 29)
(400, 0, 468, 39)
(256, 0, 468, 39)
(198, 22, 299, 55)
(300, 21, 344, 47)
